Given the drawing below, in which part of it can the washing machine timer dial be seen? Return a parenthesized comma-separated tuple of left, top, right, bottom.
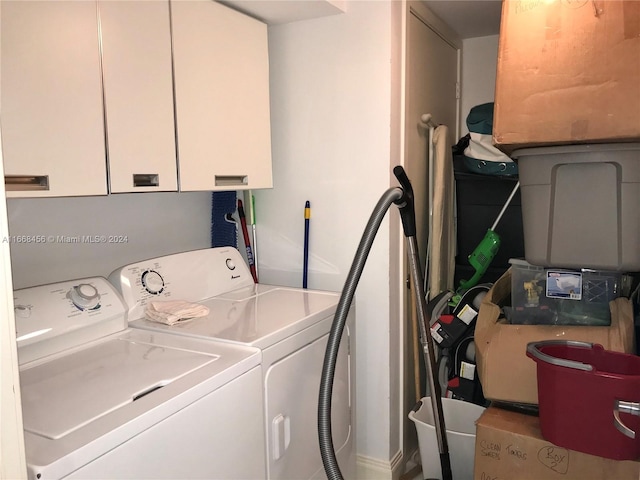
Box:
(225, 258, 236, 271)
(142, 269, 164, 295)
(67, 283, 101, 311)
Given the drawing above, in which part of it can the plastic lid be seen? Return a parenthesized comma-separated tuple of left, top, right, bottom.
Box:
(511, 142, 640, 159)
(508, 258, 540, 269)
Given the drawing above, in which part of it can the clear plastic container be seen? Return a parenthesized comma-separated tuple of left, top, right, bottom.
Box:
(508, 258, 622, 326)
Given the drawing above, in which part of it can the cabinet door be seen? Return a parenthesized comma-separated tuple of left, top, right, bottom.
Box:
(99, 0, 178, 193)
(1, 0, 107, 197)
(265, 332, 351, 479)
(171, 0, 273, 191)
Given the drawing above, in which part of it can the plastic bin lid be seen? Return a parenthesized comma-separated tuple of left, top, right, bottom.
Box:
(511, 142, 640, 159)
(508, 258, 539, 268)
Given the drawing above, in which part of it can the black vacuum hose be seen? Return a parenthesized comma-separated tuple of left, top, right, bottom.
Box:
(318, 187, 404, 480)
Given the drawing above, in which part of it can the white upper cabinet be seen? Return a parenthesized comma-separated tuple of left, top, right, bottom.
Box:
(171, 0, 273, 191)
(1, 1, 107, 197)
(1, 0, 273, 197)
(99, 0, 178, 193)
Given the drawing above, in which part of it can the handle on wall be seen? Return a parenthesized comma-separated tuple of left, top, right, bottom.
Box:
(272, 413, 291, 460)
(215, 175, 248, 187)
(133, 174, 159, 187)
(5, 175, 49, 191)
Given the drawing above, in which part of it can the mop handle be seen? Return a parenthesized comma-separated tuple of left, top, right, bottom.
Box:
(491, 181, 520, 231)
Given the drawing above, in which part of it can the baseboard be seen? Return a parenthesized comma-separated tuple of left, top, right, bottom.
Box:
(356, 450, 404, 480)
(399, 447, 422, 480)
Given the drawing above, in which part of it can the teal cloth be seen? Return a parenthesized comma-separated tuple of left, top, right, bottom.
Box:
(466, 102, 495, 135)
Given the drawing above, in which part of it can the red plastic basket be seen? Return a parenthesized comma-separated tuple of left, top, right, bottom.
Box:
(527, 340, 640, 460)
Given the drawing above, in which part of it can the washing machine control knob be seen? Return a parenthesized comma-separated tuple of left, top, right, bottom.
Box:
(68, 283, 101, 311)
(225, 258, 236, 270)
(142, 270, 164, 295)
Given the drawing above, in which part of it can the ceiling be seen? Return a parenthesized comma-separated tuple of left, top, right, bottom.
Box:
(220, 1, 346, 25)
(222, 0, 503, 40)
(421, 0, 503, 39)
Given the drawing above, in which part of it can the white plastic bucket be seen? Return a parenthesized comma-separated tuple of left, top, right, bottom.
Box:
(408, 397, 485, 480)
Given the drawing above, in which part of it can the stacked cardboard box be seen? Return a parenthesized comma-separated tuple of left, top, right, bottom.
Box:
(493, 0, 640, 154)
(474, 407, 640, 479)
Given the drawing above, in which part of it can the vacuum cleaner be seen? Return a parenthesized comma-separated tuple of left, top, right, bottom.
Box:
(318, 166, 452, 480)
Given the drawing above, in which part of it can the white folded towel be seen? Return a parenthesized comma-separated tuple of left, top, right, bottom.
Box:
(145, 300, 209, 326)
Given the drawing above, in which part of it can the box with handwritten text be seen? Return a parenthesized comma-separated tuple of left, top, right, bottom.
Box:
(474, 406, 640, 480)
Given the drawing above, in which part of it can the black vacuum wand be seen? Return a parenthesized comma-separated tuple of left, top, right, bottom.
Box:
(318, 166, 452, 480)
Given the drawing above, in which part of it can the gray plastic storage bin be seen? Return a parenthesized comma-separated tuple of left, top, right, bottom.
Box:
(513, 143, 640, 272)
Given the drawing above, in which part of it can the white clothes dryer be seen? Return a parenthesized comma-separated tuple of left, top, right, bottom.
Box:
(15, 277, 266, 480)
(109, 247, 356, 480)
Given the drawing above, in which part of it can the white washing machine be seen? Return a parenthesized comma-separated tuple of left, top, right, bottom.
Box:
(15, 276, 266, 480)
(108, 247, 356, 480)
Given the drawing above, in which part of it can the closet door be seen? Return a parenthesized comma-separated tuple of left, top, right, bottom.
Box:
(171, 0, 273, 191)
(406, 6, 459, 274)
(99, 0, 178, 193)
(1, 0, 107, 197)
(402, 0, 460, 462)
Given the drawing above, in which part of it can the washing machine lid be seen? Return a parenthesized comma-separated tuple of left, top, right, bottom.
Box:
(21, 328, 261, 477)
(22, 335, 213, 439)
(130, 285, 339, 349)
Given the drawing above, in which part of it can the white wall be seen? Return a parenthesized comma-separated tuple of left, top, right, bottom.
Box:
(460, 34, 499, 132)
(6, 192, 212, 289)
(258, 0, 401, 469)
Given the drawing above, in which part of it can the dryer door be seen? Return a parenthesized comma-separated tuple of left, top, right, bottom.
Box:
(265, 330, 351, 480)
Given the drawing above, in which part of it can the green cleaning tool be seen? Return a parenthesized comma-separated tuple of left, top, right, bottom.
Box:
(459, 228, 501, 291)
(455, 181, 520, 301)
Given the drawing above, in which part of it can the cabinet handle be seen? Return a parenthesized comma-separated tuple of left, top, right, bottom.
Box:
(215, 175, 248, 187)
(5, 175, 49, 191)
(133, 174, 159, 187)
(271, 414, 291, 460)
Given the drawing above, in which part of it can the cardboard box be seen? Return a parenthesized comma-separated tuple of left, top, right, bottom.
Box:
(474, 406, 640, 480)
(475, 269, 635, 405)
(493, 0, 640, 153)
